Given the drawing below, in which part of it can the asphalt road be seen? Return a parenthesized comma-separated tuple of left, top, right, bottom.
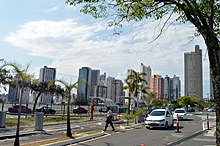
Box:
(73, 114, 215, 146)
(0, 112, 216, 146)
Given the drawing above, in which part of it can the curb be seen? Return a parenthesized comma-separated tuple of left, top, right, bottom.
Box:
(45, 133, 107, 146)
(0, 130, 46, 140)
(166, 126, 216, 146)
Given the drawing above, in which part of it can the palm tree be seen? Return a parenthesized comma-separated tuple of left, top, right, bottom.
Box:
(0, 68, 13, 111)
(50, 79, 78, 138)
(123, 70, 148, 124)
(124, 70, 148, 106)
(30, 81, 50, 114)
(0, 62, 34, 146)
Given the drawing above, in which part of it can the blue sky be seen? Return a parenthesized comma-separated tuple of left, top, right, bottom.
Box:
(0, 1, 210, 97)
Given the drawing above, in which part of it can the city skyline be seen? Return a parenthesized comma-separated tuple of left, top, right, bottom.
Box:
(0, 1, 210, 97)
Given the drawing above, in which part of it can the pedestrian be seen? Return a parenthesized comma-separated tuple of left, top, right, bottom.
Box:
(103, 107, 115, 131)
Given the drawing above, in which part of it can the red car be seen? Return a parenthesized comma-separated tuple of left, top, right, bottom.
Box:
(73, 107, 88, 114)
(8, 105, 32, 114)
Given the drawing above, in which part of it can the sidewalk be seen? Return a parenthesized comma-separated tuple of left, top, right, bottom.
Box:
(0, 119, 128, 140)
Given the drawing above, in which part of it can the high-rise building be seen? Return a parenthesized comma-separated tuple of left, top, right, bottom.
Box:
(90, 69, 100, 97)
(140, 63, 151, 100)
(39, 66, 56, 82)
(8, 73, 31, 104)
(150, 75, 164, 100)
(112, 79, 123, 103)
(184, 45, 203, 100)
(106, 76, 123, 103)
(170, 75, 181, 100)
(95, 85, 107, 98)
(107, 76, 114, 99)
(100, 72, 106, 86)
(164, 75, 170, 100)
(77, 67, 92, 101)
(39, 66, 56, 104)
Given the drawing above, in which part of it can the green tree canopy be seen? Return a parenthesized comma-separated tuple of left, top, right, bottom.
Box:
(176, 96, 197, 107)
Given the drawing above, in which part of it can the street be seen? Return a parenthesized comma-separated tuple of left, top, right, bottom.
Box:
(74, 113, 216, 146)
(0, 112, 216, 146)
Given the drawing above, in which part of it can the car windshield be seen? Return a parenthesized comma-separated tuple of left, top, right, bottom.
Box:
(150, 111, 165, 116)
(175, 110, 185, 113)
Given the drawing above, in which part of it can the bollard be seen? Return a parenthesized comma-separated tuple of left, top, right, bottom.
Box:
(175, 114, 181, 133)
(207, 112, 210, 130)
(35, 112, 44, 131)
(0, 111, 6, 128)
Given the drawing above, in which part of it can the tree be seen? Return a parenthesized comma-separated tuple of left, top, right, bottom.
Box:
(66, 0, 220, 144)
(124, 70, 148, 99)
(0, 62, 34, 146)
(176, 96, 197, 110)
(123, 70, 148, 123)
(51, 80, 78, 138)
(147, 92, 156, 105)
(30, 80, 49, 114)
(0, 68, 12, 111)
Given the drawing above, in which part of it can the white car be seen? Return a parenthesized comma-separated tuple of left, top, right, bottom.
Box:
(173, 108, 187, 120)
(145, 109, 174, 129)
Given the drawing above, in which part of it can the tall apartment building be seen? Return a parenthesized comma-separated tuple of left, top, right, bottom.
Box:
(77, 67, 92, 101)
(150, 75, 164, 100)
(39, 66, 56, 104)
(95, 85, 107, 98)
(100, 72, 106, 86)
(164, 75, 170, 100)
(107, 76, 114, 99)
(170, 75, 181, 100)
(163, 75, 181, 101)
(106, 76, 123, 103)
(90, 69, 100, 97)
(184, 45, 203, 100)
(8, 74, 31, 104)
(140, 63, 151, 100)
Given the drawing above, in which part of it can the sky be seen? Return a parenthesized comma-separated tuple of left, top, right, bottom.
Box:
(0, 0, 210, 98)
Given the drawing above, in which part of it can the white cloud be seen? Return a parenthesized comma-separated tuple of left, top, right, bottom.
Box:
(43, 6, 58, 13)
(4, 18, 208, 87)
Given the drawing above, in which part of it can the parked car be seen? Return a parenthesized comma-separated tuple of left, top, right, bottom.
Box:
(173, 108, 187, 120)
(35, 106, 56, 114)
(145, 108, 173, 129)
(118, 106, 128, 113)
(8, 105, 32, 114)
(73, 107, 88, 114)
(99, 107, 108, 113)
(187, 107, 195, 112)
(207, 107, 215, 112)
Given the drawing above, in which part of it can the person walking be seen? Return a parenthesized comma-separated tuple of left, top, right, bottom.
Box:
(103, 107, 115, 131)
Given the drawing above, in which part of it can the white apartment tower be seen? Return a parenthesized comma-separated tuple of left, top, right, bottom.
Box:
(39, 66, 56, 104)
(140, 63, 151, 100)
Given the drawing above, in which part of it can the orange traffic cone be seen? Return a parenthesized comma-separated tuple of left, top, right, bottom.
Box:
(117, 114, 121, 121)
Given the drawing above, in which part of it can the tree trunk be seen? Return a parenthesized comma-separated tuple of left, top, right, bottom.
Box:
(204, 34, 220, 145)
(66, 95, 72, 138)
(32, 92, 42, 114)
(14, 86, 24, 146)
